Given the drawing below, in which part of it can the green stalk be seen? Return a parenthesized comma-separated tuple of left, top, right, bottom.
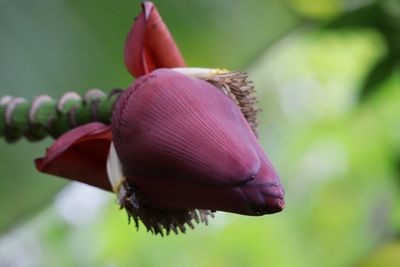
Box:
(0, 89, 122, 143)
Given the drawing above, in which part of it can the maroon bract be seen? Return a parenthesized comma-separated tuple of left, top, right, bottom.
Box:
(35, 123, 112, 191)
(35, 1, 284, 235)
(113, 69, 284, 216)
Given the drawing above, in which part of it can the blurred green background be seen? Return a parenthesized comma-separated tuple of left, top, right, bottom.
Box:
(1, 0, 400, 266)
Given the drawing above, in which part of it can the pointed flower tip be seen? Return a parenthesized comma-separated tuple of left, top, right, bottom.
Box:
(242, 135, 285, 215)
(262, 185, 285, 214)
(125, 1, 185, 78)
(240, 163, 285, 216)
(142, 1, 153, 18)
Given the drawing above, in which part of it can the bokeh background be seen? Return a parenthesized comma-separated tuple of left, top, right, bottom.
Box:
(1, 0, 400, 266)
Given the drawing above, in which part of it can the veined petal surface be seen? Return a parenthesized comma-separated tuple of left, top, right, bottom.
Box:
(113, 69, 261, 188)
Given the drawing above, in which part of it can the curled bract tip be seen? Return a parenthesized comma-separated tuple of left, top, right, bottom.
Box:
(125, 1, 185, 78)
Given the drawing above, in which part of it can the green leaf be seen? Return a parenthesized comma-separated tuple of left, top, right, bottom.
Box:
(359, 56, 396, 101)
(325, 3, 386, 29)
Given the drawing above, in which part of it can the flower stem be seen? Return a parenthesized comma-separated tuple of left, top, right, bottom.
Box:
(0, 89, 122, 143)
